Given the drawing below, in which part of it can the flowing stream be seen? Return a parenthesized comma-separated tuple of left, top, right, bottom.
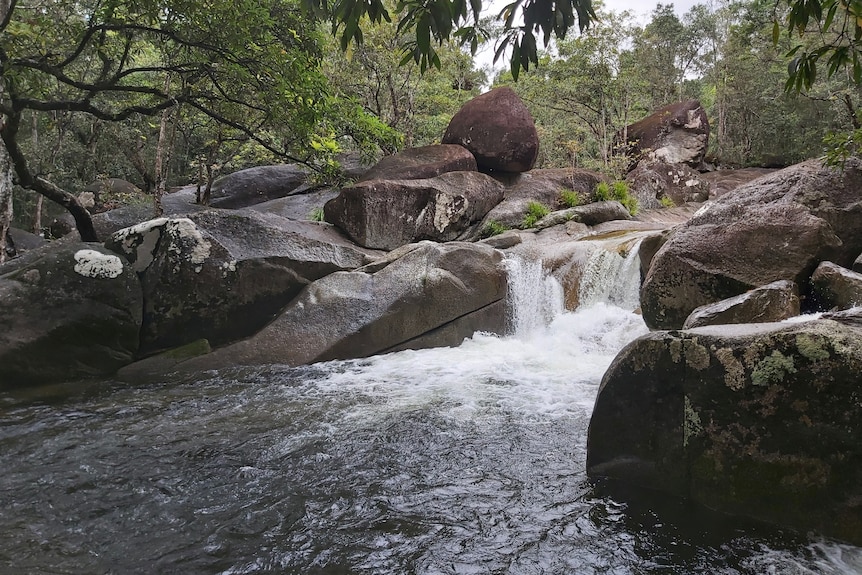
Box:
(2, 246, 862, 574)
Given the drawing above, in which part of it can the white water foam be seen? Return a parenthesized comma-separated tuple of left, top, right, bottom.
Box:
(504, 257, 565, 336)
(578, 242, 642, 311)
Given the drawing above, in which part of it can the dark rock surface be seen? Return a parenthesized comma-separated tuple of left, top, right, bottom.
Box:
(618, 100, 710, 170)
(682, 280, 800, 328)
(442, 87, 539, 173)
(358, 144, 477, 182)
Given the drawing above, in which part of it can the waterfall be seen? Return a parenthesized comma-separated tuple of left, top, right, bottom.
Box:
(504, 257, 564, 336)
(578, 240, 642, 311)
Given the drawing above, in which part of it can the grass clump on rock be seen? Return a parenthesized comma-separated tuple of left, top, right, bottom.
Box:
(480, 220, 509, 238)
(522, 201, 550, 228)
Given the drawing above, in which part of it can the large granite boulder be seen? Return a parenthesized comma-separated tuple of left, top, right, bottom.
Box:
(324, 171, 504, 250)
(640, 159, 862, 330)
(442, 87, 539, 173)
(625, 161, 710, 209)
(682, 280, 800, 328)
(587, 316, 862, 544)
(811, 261, 862, 310)
(0, 241, 142, 387)
(358, 144, 477, 182)
(474, 168, 604, 234)
(168, 241, 507, 371)
(618, 100, 709, 171)
(106, 210, 378, 354)
(207, 164, 312, 209)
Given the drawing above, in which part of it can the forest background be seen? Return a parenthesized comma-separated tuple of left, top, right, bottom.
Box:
(1, 0, 858, 242)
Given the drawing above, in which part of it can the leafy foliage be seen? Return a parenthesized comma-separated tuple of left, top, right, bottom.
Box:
(479, 219, 508, 238)
(521, 200, 550, 228)
(559, 188, 581, 208)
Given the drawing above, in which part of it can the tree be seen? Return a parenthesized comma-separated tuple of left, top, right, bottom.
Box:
(306, 0, 596, 79)
(0, 0, 387, 241)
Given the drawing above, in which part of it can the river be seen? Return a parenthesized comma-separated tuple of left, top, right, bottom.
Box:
(1, 254, 861, 574)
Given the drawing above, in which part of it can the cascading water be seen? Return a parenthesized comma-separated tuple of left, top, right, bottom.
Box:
(577, 241, 643, 311)
(1, 241, 861, 574)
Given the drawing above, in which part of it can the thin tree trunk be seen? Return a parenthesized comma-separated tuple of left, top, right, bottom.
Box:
(0, 133, 13, 264)
(153, 74, 173, 216)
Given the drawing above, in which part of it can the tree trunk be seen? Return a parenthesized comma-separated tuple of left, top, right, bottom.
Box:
(153, 75, 174, 216)
(0, 134, 13, 264)
(1, 112, 98, 242)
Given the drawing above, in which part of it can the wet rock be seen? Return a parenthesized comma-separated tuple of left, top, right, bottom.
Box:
(172, 241, 507, 369)
(106, 210, 378, 354)
(641, 159, 862, 330)
(682, 280, 800, 328)
(358, 144, 477, 182)
(0, 241, 142, 387)
(811, 261, 862, 310)
(324, 171, 504, 250)
(442, 87, 539, 173)
(617, 100, 710, 171)
(588, 317, 862, 544)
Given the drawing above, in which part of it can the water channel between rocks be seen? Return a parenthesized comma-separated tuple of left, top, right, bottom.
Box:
(1, 241, 861, 574)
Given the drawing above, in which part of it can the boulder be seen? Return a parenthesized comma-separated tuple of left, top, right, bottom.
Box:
(358, 144, 477, 182)
(535, 201, 632, 230)
(207, 164, 312, 209)
(474, 168, 604, 234)
(625, 161, 710, 210)
(442, 87, 539, 173)
(324, 171, 504, 250)
(83, 178, 146, 213)
(587, 317, 862, 544)
(170, 241, 507, 370)
(106, 210, 378, 354)
(811, 261, 862, 310)
(682, 280, 800, 328)
(0, 241, 142, 387)
(617, 100, 709, 171)
(247, 188, 340, 221)
(640, 159, 862, 330)
(699, 168, 776, 198)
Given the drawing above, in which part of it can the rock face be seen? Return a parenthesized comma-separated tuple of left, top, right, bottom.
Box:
(324, 171, 504, 250)
(535, 201, 632, 230)
(475, 168, 604, 233)
(587, 317, 862, 544)
(172, 241, 507, 370)
(106, 210, 377, 354)
(699, 168, 776, 198)
(626, 161, 710, 209)
(207, 164, 311, 209)
(811, 261, 862, 310)
(682, 280, 800, 329)
(618, 100, 709, 170)
(442, 87, 539, 173)
(0, 241, 142, 387)
(641, 159, 862, 330)
(358, 144, 477, 182)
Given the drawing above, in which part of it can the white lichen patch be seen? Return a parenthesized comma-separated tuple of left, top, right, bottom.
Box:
(684, 395, 704, 447)
(73, 249, 124, 279)
(220, 260, 237, 277)
(112, 218, 169, 273)
(669, 339, 683, 363)
(164, 218, 211, 273)
(433, 193, 468, 233)
(715, 347, 746, 391)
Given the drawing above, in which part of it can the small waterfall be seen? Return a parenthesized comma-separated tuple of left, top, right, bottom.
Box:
(504, 257, 564, 336)
(578, 241, 642, 311)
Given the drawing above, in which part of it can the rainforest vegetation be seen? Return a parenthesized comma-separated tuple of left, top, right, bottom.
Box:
(0, 0, 859, 246)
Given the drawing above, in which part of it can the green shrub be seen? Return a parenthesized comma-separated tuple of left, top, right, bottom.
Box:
(611, 180, 629, 201)
(480, 220, 509, 238)
(621, 195, 639, 216)
(660, 196, 676, 208)
(559, 188, 581, 208)
(594, 181, 611, 201)
(522, 201, 550, 228)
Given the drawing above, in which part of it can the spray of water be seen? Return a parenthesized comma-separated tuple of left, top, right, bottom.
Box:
(504, 257, 565, 336)
(578, 241, 642, 311)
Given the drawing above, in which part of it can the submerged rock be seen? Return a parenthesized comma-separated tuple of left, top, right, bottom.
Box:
(0, 241, 142, 387)
(588, 317, 862, 544)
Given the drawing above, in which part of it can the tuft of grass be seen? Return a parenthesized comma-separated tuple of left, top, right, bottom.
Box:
(559, 188, 582, 208)
(522, 201, 550, 228)
(594, 181, 611, 201)
(480, 220, 509, 238)
(660, 195, 676, 208)
(309, 207, 325, 222)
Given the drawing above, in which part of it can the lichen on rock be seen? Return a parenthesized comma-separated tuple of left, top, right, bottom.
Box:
(73, 249, 124, 279)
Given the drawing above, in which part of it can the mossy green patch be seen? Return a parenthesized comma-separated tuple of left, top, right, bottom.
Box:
(795, 333, 831, 362)
(751, 350, 797, 386)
